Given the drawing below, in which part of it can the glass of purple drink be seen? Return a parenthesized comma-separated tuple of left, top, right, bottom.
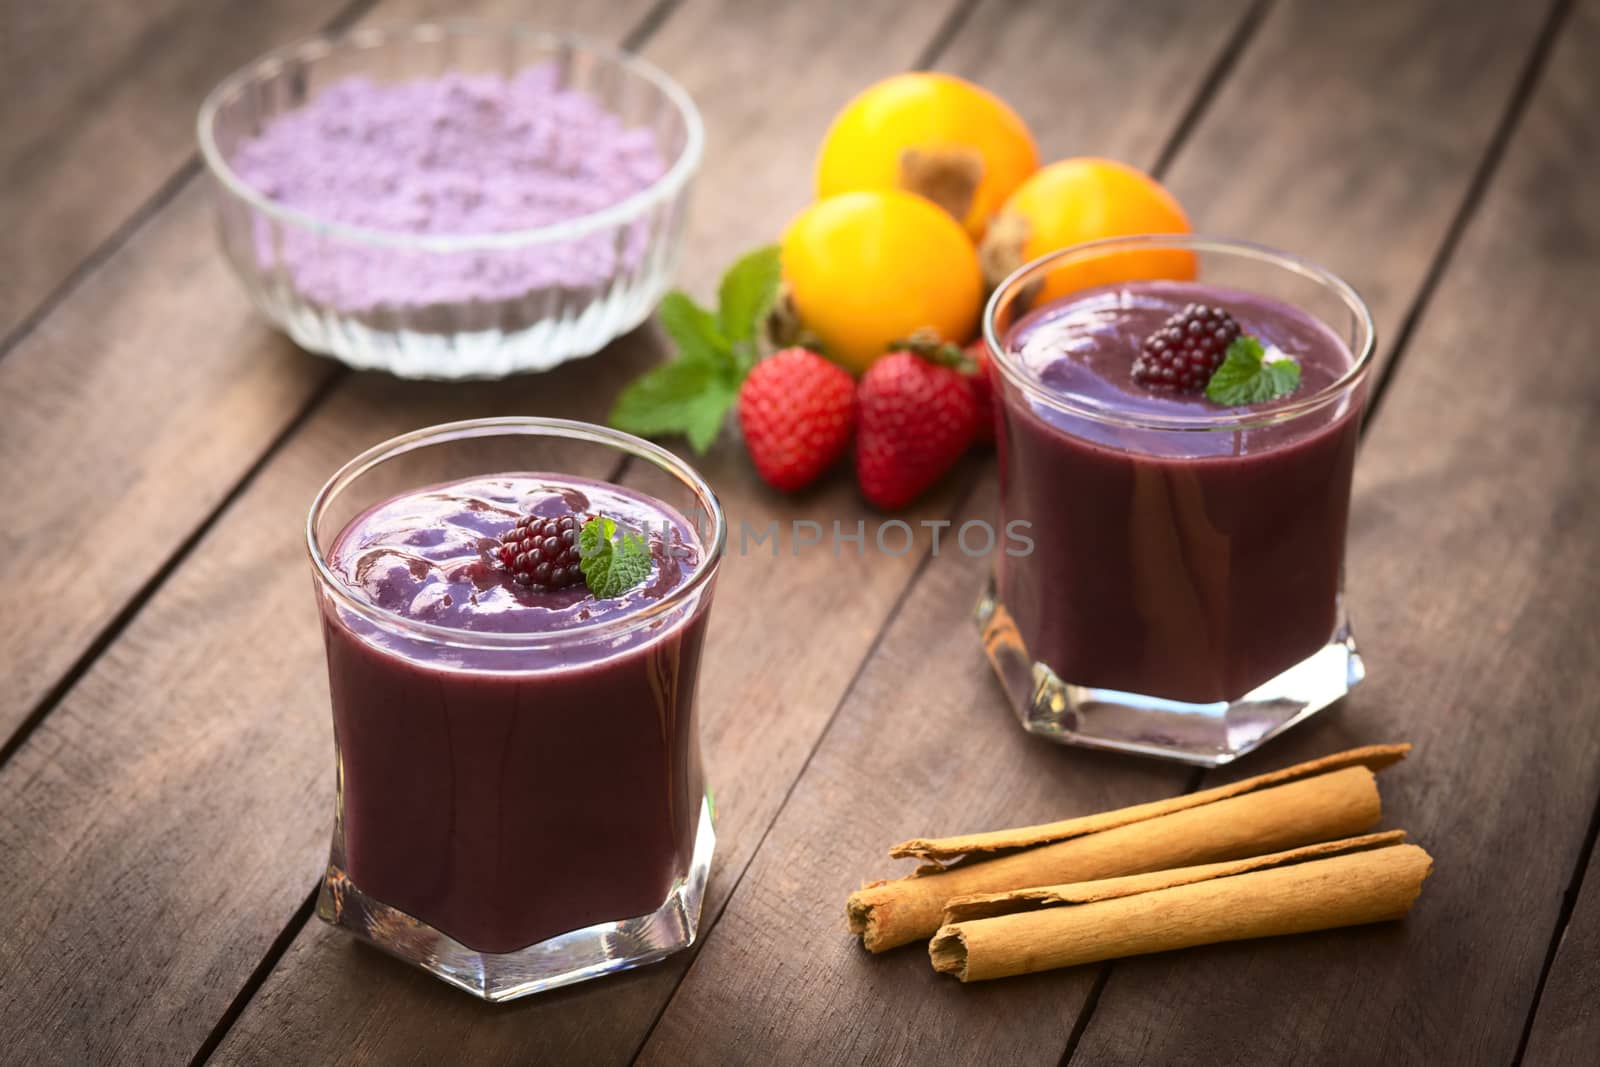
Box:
(306, 418, 723, 1001)
(982, 236, 1375, 766)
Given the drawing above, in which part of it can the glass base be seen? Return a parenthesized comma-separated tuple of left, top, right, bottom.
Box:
(976, 577, 1364, 767)
(315, 797, 715, 1002)
(259, 277, 662, 381)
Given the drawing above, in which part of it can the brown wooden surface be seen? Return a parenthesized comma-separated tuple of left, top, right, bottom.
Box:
(1, 0, 1596, 1064)
(1525, 841, 1600, 1066)
(0, 0, 354, 341)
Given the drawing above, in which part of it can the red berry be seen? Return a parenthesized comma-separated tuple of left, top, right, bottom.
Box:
(964, 339, 997, 446)
(737, 347, 856, 493)
(1132, 303, 1241, 392)
(855, 350, 980, 510)
(497, 512, 585, 590)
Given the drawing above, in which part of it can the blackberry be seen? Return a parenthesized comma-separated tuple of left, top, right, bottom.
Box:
(1132, 303, 1241, 392)
(497, 512, 585, 590)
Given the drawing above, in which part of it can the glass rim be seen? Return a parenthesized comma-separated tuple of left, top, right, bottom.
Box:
(306, 417, 727, 650)
(982, 234, 1377, 432)
(197, 22, 705, 252)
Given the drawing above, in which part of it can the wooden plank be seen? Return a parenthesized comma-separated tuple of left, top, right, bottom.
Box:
(0, 0, 655, 742)
(1070, 1, 1600, 1062)
(638, 0, 1563, 1063)
(1523, 839, 1600, 1066)
(0, 0, 352, 340)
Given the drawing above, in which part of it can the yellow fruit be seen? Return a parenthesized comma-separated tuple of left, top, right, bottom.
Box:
(782, 190, 983, 373)
(816, 72, 1038, 239)
(981, 158, 1194, 303)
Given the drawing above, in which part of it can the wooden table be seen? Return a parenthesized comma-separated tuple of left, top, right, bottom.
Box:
(3, 0, 1597, 1063)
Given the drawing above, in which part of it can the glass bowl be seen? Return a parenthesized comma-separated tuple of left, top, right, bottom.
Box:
(198, 24, 702, 380)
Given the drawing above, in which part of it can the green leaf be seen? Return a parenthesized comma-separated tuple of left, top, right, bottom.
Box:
(1205, 335, 1302, 406)
(657, 291, 734, 372)
(608, 358, 738, 455)
(579, 515, 653, 598)
(610, 245, 781, 454)
(683, 374, 739, 454)
(717, 245, 782, 347)
(1261, 358, 1302, 398)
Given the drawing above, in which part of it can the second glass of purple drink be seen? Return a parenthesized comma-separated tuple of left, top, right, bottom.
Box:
(307, 418, 723, 1001)
(981, 236, 1375, 766)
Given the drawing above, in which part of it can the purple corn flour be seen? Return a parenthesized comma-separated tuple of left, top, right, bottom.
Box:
(231, 67, 667, 314)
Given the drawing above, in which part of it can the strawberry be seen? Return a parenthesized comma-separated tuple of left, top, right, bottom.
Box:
(855, 349, 980, 510)
(737, 347, 856, 492)
(965, 338, 997, 445)
(897, 333, 994, 449)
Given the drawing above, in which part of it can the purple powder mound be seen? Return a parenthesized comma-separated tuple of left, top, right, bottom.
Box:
(230, 67, 668, 315)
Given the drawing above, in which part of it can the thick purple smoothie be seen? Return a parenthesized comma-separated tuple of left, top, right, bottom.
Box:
(995, 280, 1363, 704)
(320, 473, 711, 954)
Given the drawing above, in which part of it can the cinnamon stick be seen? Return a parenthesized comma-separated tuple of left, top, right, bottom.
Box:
(892, 743, 1410, 862)
(940, 830, 1407, 922)
(929, 837, 1432, 981)
(848, 764, 1382, 952)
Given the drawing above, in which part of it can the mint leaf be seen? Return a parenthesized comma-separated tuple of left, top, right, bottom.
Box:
(658, 291, 735, 373)
(610, 245, 780, 452)
(608, 357, 738, 455)
(578, 515, 653, 598)
(717, 245, 782, 347)
(1261, 358, 1302, 398)
(1205, 335, 1301, 406)
(1203, 336, 1266, 402)
(682, 374, 739, 454)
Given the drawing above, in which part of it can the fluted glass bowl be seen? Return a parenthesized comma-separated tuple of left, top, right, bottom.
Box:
(198, 24, 702, 379)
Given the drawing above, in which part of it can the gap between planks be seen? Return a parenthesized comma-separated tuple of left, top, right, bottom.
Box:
(187, 887, 322, 1067)
(1149, 0, 1275, 177)
(1512, 766, 1600, 1065)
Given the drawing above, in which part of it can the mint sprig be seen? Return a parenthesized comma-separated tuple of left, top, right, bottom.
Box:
(610, 246, 782, 453)
(1205, 335, 1301, 406)
(718, 245, 783, 351)
(578, 515, 652, 598)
